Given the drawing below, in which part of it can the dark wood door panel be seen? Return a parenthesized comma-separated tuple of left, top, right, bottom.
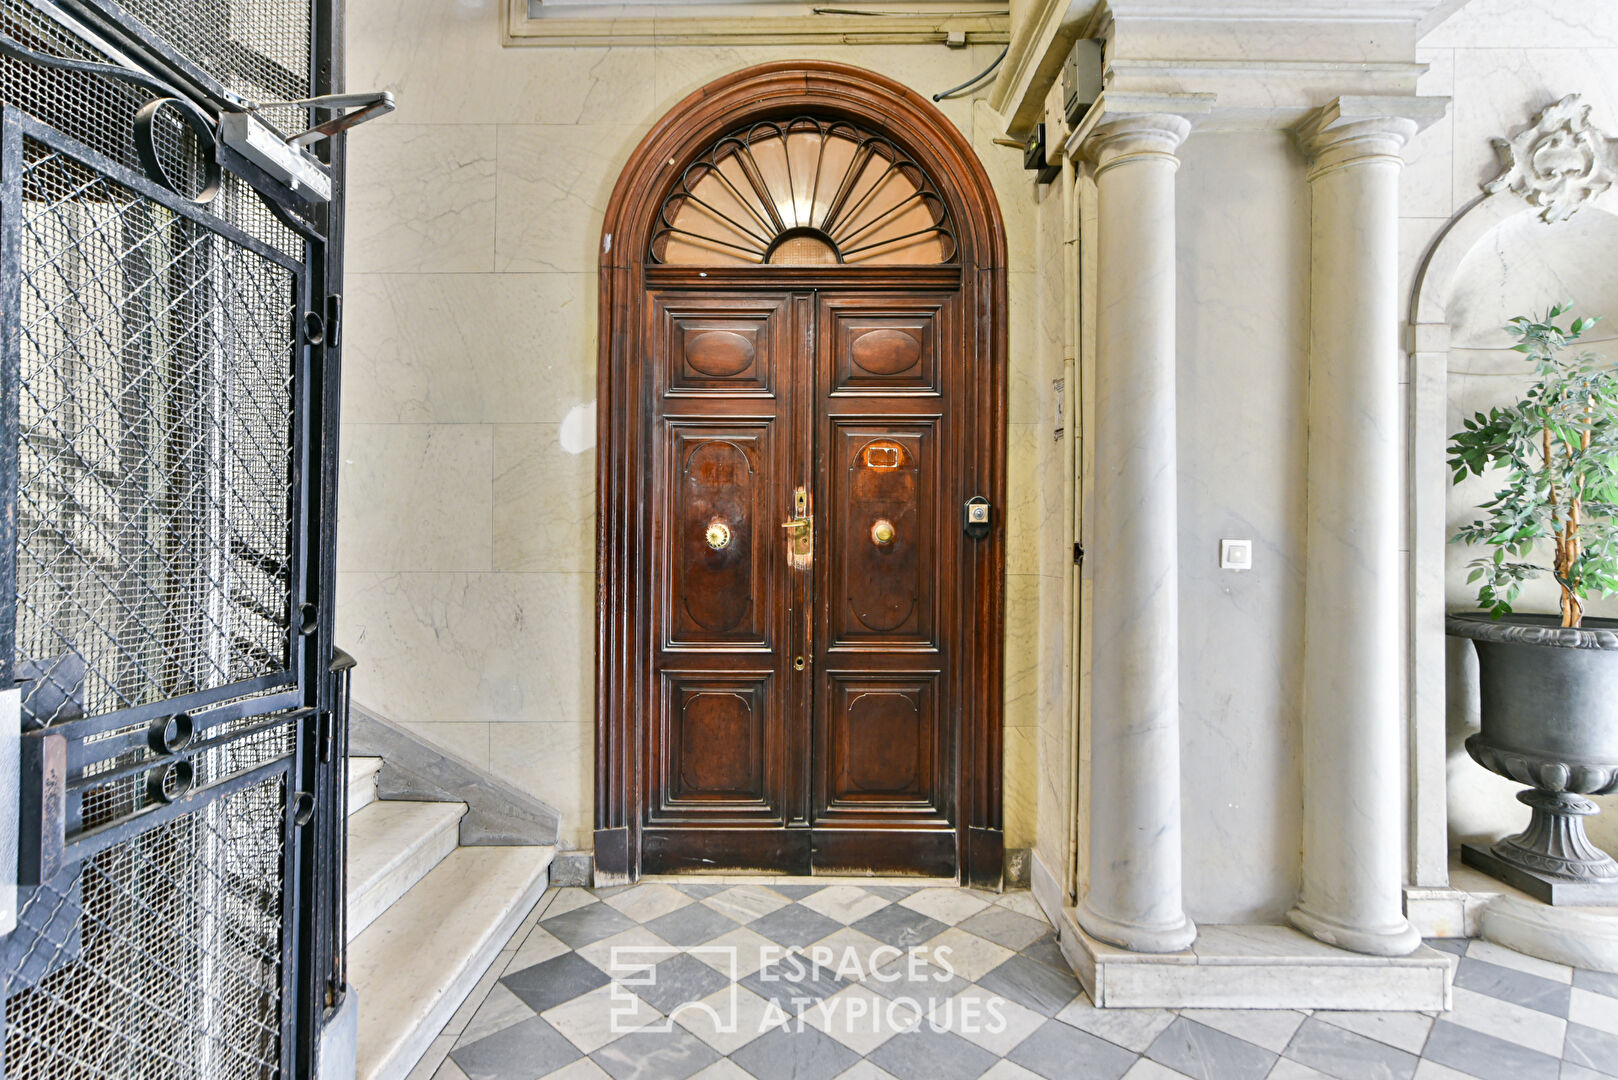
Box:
(824, 423, 939, 649)
(821, 293, 952, 397)
(818, 670, 949, 821)
(663, 422, 777, 649)
(635, 285, 974, 880)
(652, 670, 784, 823)
(653, 292, 793, 398)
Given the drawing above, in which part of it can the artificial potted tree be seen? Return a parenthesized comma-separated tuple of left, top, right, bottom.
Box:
(1447, 303, 1618, 904)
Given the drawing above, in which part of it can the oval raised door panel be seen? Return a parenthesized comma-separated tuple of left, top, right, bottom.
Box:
(850, 327, 921, 376)
(685, 328, 756, 377)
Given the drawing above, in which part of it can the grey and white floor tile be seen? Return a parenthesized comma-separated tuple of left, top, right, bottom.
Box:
(425, 881, 1618, 1080)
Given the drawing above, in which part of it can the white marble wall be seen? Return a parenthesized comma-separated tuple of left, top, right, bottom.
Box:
(1174, 131, 1310, 923)
(1408, 0, 1618, 864)
(336, 0, 1050, 851)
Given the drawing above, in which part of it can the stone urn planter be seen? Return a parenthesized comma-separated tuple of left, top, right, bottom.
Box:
(1448, 612, 1618, 904)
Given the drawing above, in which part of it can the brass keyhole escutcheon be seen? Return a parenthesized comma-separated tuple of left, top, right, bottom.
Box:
(793, 656, 805, 671)
(705, 520, 731, 550)
(871, 518, 896, 546)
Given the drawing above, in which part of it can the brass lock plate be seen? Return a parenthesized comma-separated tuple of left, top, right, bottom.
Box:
(783, 486, 813, 569)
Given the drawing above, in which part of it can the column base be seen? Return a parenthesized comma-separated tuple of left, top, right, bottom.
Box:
(1032, 853, 1452, 1009)
(1287, 904, 1421, 957)
(1077, 897, 1198, 954)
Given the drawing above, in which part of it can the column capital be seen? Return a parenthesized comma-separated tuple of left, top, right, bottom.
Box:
(1076, 91, 1214, 174)
(1296, 95, 1449, 179)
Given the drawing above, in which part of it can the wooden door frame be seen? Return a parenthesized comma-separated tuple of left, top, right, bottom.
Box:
(595, 61, 1008, 886)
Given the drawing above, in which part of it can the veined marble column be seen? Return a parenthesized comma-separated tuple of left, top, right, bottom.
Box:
(1288, 99, 1436, 957)
(1077, 111, 1197, 954)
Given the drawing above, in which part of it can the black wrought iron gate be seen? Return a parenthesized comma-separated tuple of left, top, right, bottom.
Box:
(0, 1, 364, 1075)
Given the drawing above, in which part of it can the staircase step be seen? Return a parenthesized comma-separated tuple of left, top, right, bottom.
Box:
(347, 800, 466, 940)
(349, 756, 383, 816)
(350, 844, 554, 1080)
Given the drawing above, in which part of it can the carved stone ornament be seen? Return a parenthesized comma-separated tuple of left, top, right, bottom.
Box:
(1485, 94, 1618, 223)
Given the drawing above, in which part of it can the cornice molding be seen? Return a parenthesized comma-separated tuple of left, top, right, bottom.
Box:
(990, 0, 1460, 141)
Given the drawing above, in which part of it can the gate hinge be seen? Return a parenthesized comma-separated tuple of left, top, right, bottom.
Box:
(1073, 542, 1084, 565)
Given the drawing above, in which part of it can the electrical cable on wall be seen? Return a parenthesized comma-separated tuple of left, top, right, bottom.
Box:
(933, 44, 1008, 101)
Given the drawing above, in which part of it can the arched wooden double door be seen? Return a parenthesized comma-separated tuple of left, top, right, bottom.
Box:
(595, 64, 1007, 886)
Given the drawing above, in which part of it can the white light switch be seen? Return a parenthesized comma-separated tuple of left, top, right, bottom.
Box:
(1220, 538, 1253, 571)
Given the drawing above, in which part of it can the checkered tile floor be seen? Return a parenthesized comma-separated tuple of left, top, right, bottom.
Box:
(407, 880, 1618, 1080)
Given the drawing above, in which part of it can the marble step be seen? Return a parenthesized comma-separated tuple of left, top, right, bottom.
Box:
(350, 844, 554, 1080)
(347, 799, 466, 941)
(349, 756, 384, 816)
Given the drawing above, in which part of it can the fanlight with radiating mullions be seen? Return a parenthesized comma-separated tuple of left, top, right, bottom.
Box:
(650, 117, 957, 266)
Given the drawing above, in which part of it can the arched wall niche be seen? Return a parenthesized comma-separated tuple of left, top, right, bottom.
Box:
(1409, 106, 1618, 885)
(592, 61, 1008, 885)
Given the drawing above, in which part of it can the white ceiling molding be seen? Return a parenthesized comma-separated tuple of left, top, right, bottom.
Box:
(989, 0, 1463, 140)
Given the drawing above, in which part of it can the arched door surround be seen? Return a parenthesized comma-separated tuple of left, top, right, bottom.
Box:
(594, 62, 1008, 886)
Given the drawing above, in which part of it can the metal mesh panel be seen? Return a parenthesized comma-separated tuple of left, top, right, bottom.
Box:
(12, 135, 297, 726)
(0, 0, 305, 257)
(3, 774, 288, 1079)
(111, 0, 311, 134)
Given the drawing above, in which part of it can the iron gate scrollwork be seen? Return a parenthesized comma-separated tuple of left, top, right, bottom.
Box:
(0, 0, 356, 1076)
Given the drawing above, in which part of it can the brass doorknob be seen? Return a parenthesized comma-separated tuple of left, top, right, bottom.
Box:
(705, 520, 731, 550)
(871, 519, 895, 546)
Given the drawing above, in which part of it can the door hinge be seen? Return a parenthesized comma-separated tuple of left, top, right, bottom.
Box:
(1073, 542, 1084, 565)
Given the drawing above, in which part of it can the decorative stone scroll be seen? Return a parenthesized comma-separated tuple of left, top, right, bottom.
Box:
(1486, 94, 1618, 223)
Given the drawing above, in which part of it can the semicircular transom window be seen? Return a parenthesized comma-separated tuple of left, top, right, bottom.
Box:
(651, 117, 957, 266)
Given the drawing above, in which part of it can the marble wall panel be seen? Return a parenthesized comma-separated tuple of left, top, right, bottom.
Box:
(335, 571, 593, 726)
(492, 424, 595, 573)
(343, 273, 597, 426)
(1174, 131, 1308, 922)
(1006, 423, 1044, 577)
(495, 124, 649, 273)
(1421, 0, 1618, 49)
(1007, 270, 1047, 426)
(489, 721, 595, 850)
(347, 0, 657, 126)
(338, 424, 493, 572)
(1004, 725, 1038, 849)
(346, 124, 497, 273)
(1003, 573, 1042, 732)
(1403, 48, 1456, 221)
(973, 99, 1039, 272)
